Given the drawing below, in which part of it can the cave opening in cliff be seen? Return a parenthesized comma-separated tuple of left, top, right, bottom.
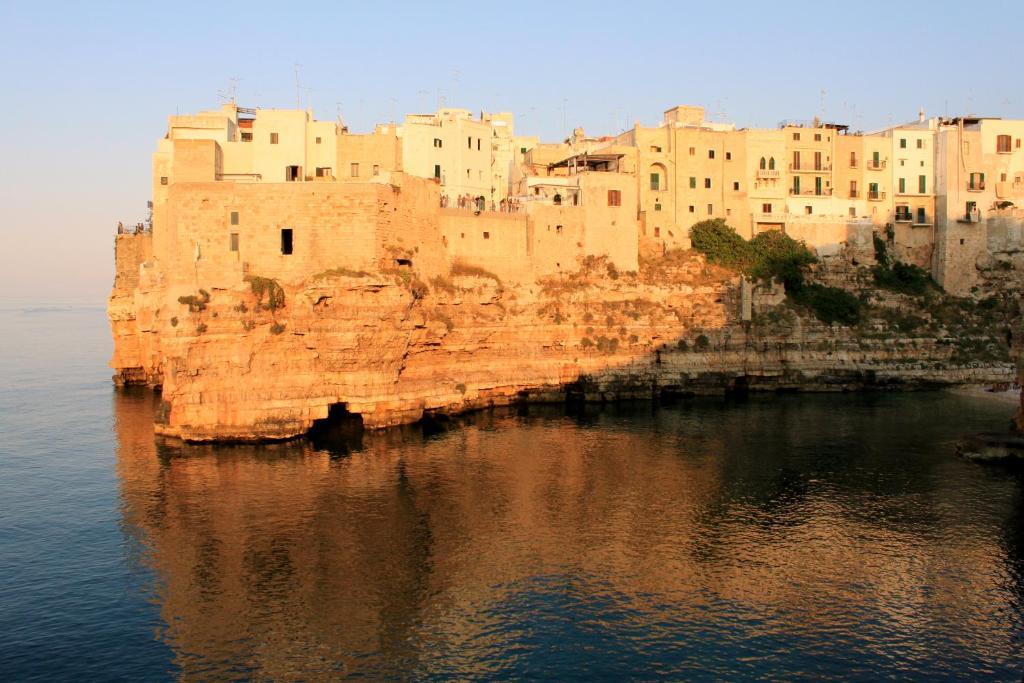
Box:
(308, 403, 364, 452)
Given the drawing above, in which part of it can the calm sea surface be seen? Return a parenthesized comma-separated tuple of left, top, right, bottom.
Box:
(1, 306, 1022, 680)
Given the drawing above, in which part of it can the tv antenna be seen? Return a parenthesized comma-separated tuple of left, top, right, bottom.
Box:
(293, 64, 303, 109)
(217, 76, 241, 104)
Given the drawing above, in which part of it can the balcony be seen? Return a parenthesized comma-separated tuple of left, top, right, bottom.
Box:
(789, 188, 832, 196)
(865, 159, 887, 170)
(867, 191, 886, 201)
(849, 190, 859, 198)
(966, 182, 986, 192)
(996, 181, 1023, 198)
(756, 169, 781, 179)
(895, 213, 913, 223)
(958, 211, 983, 223)
(788, 163, 832, 173)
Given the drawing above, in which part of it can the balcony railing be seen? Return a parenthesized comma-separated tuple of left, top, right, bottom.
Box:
(958, 211, 983, 223)
(756, 169, 781, 179)
(789, 188, 833, 196)
(849, 190, 859, 198)
(867, 191, 886, 201)
(895, 213, 913, 222)
(788, 163, 832, 173)
(865, 159, 887, 170)
(967, 182, 986, 192)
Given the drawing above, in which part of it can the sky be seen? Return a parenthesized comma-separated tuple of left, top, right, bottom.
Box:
(1, 0, 1021, 305)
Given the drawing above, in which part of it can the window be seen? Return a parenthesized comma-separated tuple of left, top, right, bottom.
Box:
(759, 157, 766, 170)
(607, 190, 621, 206)
(689, 176, 696, 188)
(869, 182, 879, 199)
(916, 139, 923, 149)
(477, 138, 481, 150)
(315, 167, 332, 177)
(350, 163, 359, 177)
(433, 164, 441, 179)
(969, 172, 985, 190)
(654, 202, 662, 211)
(768, 157, 775, 170)
(467, 136, 472, 149)
(900, 138, 907, 149)
(707, 204, 713, 215)
(434, 138, 443, 148)
(919, 175, 926, 193)
(373, 165, 380, 176)
(688, 205, 695, 213)
(793, 132, 800, 141)
(708, 149, 715, 159)
(230, 233, 239, 252)
(520, 146, 526, 154)
(805, 206, 812, 215)
(654, 227, 661, 237)
(733, 181, 739, 191)
(483, 231, 490, 239)
(280, 228, 293, 255)
(849, 207, 856, 217)
(814, 133, 822, 142)
(555, 225, 563, 234)
(270, 132, 279, 144)
(726, 151, 732, 160)
(917, 207, 926, 223)
(762, 203, 772, 213)
(650, 145, 662, 153)
(997, 135, 1012, 153)
(286, 165, 300, 181)
(850, 151, 857, 167)
(650, 172, 660, 191)
(899, 177, 906, 193)
(704, 178, 711, 189)
(793, 176, 801, 194)
(850, 180, 858, 197)
(230, 211, 239, 225)
(896, 205, 911, 221)
(316, 136, 322, 144)
(160, 176, 168, 185)
(689, 146, 695, 155)
(240, 132, 253, 142)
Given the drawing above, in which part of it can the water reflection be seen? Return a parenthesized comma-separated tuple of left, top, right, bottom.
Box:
(114, 389, 1024, 679)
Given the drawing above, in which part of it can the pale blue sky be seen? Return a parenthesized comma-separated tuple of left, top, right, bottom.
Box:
(1, 0, 1021, 303)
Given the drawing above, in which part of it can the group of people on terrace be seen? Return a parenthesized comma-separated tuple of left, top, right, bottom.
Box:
(439, 194, 524, 213)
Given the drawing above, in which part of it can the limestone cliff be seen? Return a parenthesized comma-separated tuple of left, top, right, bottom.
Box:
(109, 236, 1018, 442)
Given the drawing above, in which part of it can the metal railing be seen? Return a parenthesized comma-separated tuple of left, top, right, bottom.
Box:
(865, 159, 887, 170)
(867, 191, 886, 201)
(789, 162, 831, 172)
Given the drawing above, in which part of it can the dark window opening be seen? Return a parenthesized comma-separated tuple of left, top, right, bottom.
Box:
(434, 164, 441, 179)
(270, 132, 279, 144)
(395, 258, 412, 267)
(280, 228, 293, 255)
(160, 176, 168, 185)
(230, 211, 239, 225)
(240, 132, 253, 142)
(230, 233, 239, 252)
(483, 231, 490, 239)
(286, 166, 301, 182)
(316, 136, 322, 144)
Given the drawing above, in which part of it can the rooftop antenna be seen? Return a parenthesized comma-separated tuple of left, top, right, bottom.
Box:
(217, 76, 241, 104)
(390, 97, 398, 124)
(417, 89, 429, 113)
(293, 64, 303, 109)
(452, 69, 460, 108)
(301, 85, 316, 114)
(819, 89, 827, 121)
(562, 97, 567, 133)
(336, 102, 345, 128)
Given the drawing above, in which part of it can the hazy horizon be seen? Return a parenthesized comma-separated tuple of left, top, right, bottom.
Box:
(2, 0, 1022, 304)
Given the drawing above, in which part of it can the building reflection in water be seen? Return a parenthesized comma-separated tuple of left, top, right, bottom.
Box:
(113, 388, 1024, 679)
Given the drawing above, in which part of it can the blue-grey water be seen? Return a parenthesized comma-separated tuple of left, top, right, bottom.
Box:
(1, 306, 1023, 681)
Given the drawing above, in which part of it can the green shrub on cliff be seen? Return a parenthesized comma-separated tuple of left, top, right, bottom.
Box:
(748, 230, 817, 290)
(177, 289, 210, 313)
(245, 276, 285, 311)
(789, 284, 861, 326)
(689, 219, 752, 270)
(872, 261, 933, 296)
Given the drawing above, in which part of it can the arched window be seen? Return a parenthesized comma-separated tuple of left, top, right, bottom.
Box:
(768, 157, 776, 170)
(759, 157, 766, 170)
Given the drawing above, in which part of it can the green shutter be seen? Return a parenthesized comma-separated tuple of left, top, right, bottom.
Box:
(899, 178, 906, 193)
(919, 175, 926, 193)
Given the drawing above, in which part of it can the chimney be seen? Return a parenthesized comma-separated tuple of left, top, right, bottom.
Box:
(918, 107, 925, 123)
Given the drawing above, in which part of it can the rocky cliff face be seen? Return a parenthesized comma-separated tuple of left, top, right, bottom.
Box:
(109, 237, 1018, 442)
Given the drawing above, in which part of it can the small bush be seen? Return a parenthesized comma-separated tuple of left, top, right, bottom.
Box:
(451, 260, 502, 286)
(170, 316, 178, 327)
(455, 383, 467, 394)
(748, 230, 816, 290)
(245, 276, 285, 310)
(596, 336, 619, 354)
(234, 302, 248, 313)
(429, 275, 458, 295)
(872, 261, 933, 296)
(677, 339, 689, 351)
(313, 267, 370, 280)
(409, 277, 429, 300)
(689, 219, 752, 270)
(581, 337, 594, 348)
(270, 322, 286, 335)
(695, 334, 710, 350)
(177, 289, 210, 313)
(790, 284, 861, 326)
(195, 323, 208, 334)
